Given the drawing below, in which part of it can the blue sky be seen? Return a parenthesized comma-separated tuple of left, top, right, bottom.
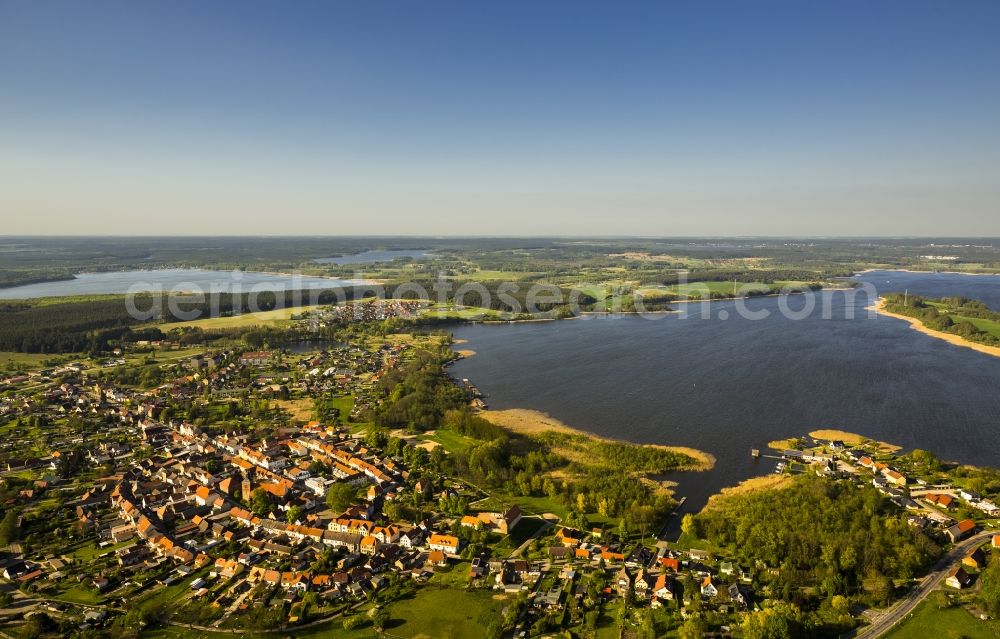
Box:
(2, 1, 999, 235)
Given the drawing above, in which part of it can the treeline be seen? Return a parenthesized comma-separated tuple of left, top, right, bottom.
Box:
(0, 269, 75, 290)
(0, 280, 601, 353)
(695, 476, 940, 606)
(0, 298, 162, 353)
(883, 293, 1000, 346)
(653, 268, 838, 286)
(0, 286, 377, 353)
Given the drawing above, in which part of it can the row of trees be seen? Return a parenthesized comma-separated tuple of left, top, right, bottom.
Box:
(654, 268, 839, 286)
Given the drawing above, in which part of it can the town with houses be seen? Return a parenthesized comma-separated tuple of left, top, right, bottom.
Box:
(0, 319, 999, 639)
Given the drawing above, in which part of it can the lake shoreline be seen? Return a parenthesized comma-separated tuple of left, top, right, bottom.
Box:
(478, 407, 716, 472)
(870, 298, 1000, 360)
(0, 273, 77, 291)
(854, 267, 1000, 277)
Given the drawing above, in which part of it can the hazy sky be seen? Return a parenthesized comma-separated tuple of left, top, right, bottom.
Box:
(2, 1, 999, 236)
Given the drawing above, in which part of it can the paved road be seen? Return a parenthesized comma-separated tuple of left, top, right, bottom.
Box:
(851, 530, 994, 638)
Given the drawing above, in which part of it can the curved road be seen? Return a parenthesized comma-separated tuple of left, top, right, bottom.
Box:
(852, 530, 994, 638)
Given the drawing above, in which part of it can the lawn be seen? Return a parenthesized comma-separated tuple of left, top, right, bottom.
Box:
(570, 284, 612, 301)
(125, 347, 208, 364)
(884, 599, 1000, 639)
(386, 580, 505, 639)
(419, 304, 498, 320)
(330, 394, 355, 418)
(55, 584, 107, 605)
(425, 428, 476, 454)
(70, 538, 133, 561)
(954, 315, 1000, 339)
(0, 351, 72, 369)
(458, 270, 542, 281)
(505, 493, 570, 519)
(921, 301, 1000, 338)
(594, 600, 625, 639)
(155, 304, 325, 331)
(139, 567, 212, 610)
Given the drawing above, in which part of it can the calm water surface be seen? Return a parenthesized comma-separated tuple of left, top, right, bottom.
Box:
(854, 270, 1000, 309)
(450, 273, 1000, 516)
(314, 250, 434, 265)
(0, 269, 364, 299)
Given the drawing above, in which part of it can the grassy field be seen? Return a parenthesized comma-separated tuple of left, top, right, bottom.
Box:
(386, 570, 504, 639)
(425, 428, 476, 454)
(456, 269, 542, 281)
(921, 301, 1000, 338)
(277, 398, 314, 421)
(571, 283, 613, 301)
(594, 600, 625, 638)
(954, 315, 1000, 339)
(503, 493, 570, 519)
(54, 584, 107, 605)
(330, 395, 354, 418)
(0, 351, 73, 368)
(69, 539, 133, 561)
(883, 599, 1000, 639)
(668, 281, 776, 298)
(156, 305, 325, 331)
(419, 304, 500, 319)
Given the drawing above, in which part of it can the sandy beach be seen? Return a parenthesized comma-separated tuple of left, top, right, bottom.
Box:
(480, 407, 716, 471)
(871, 298, 1000, 360)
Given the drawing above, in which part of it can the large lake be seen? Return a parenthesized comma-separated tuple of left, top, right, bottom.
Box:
(0, 269, 365, 299)
(314, 249, 434, 265)
(852, 269, 1000, 309)
(449, 271, 1000, 517)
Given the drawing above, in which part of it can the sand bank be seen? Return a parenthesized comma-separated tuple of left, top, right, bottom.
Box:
(480, 407, 715, 471)
(870, 298, 1000, 360)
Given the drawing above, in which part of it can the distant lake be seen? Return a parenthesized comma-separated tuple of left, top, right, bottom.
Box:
(450, 271, 1000, 521)
(314, 249, 434, 265)
(0, 269, 366, 299)
(853, 269, 1000, 309)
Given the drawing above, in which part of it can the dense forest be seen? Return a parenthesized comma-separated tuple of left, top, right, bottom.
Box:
(694, 476, 940, 606)
(370, 347, 469, 430)
(655, 268, 842, 286)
